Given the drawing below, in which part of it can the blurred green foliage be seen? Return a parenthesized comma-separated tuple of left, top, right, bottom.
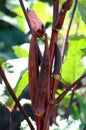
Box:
(0, 0, 28, 53)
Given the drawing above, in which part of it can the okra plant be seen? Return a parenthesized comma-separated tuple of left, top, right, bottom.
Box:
(0, 0, 86, 130)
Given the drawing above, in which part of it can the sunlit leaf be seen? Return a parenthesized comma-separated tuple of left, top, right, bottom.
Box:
(71, 105, 80, 119)
(12, 7, 26, 31)
(0, 58, 28, 110)
(69, 35, 85, 40)
(62, 37, 86, 84)
(0, 56, 7, 65)
(55, 89, 70, 107)
(5, 70, 28, 109)
(78, 2, 86, 24)
(55, 89, 64, 99)
(14, 71, 28, 98)
(13, 45, 28, 58)
(12, 7, 24, 17)
(32, 1, 52, 25)
(78, 0, 86, 4)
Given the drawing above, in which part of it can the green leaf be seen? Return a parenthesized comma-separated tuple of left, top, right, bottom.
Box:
(12, 6, 24, 17)
(62, 37, 86, 84)
(55, 89, 64, 99)
(77, 95, 86, 124)
(78, 0, 86, 4)
(81, 48, 86, 53)
(32, 1, 52, 25)
(55, 89, 71, 107)
(14, 71, 28, 98)
(62, 94, 70, 108)
(78, 2, 86, 24)
(12, 7, 26, 31)
(69, 35, 85, 40)
(0, 56, 7, 65)
(13, 45, 28, 58)
(71, 105, 80, 119)
(39, 0, 52, 5)
(5, 71, 28, 109)
(0, 20, 28, 51)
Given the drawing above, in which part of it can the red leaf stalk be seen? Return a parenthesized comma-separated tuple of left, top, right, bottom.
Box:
(50, 73, 86, 106)
(61, 0, 78, 62)
(50, 0, 73, 70)
(55, 0, 73, 29)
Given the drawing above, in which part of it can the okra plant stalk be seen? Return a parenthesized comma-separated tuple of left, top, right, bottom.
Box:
(19, 0, 84, 130)
(0, 0, 84, 130)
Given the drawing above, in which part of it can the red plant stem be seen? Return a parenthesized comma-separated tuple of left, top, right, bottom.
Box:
(43, 104, 52, 130)
(66, 89, 75, 119)
(49, 0, 60, 101)
(50, 73, 86, 106)
(53, 0, 59, 26)
(35, 116, 42, 130)
(55, 0, 73, 29)
(52, 79, 59, 99)
(0, 66, 35, 130)
(50, 29, 58, 70)
(49, 0, 59, 70)
(61, 0, 78, 62)
(50, 0, 73, 63)
(50, 0, 73, 98)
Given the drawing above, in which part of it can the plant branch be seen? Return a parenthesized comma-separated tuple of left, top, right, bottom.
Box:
(53, 0, 59, 26)
(19, 0, 33, 33)
(66, 89, 75, 119)
(49, 30, 58, 70)
(49, 0, 73, 71)
(55, 0, 73, 29)
(0, 66, 35, 130)
(49, 0, 59, 70)
(50, 73, 86, 106)
(61, 0, 78, 62)
(43, 104, 52, 130)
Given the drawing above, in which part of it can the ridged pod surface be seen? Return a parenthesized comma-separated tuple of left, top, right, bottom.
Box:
(35, 34, 50, 116)
(29, 35, 39, 106)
